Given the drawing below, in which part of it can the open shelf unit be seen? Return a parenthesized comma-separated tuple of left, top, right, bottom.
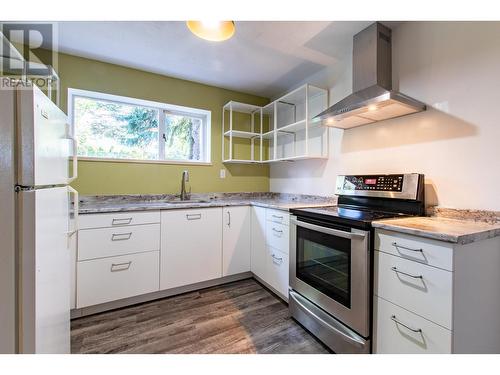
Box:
(222, 84, 329, 164)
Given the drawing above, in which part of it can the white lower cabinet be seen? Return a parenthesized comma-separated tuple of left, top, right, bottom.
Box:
(222, 206, 251, 276)
(374, 296, 452, 354)
(160, 208, 223, 290)
(374, 228, 500, 353)
(77, 251, 160, 308)
(250, 206, 289, 300)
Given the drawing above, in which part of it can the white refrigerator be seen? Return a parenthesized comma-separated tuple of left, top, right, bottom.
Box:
(0, 83, 78, 353)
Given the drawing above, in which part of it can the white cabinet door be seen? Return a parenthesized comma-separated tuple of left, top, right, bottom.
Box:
(222, 206, 251, 276)
(160, 208, 222, 290)
(251, 206, 267, 280)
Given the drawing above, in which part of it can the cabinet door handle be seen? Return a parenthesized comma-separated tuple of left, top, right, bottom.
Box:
(390, 315, 422, 333)
(110, 261, 132, 272)
(227, 211, 231, 227)
(271, 253, 283, 264)
(111, 232, 132, 241)
(272, 227, 283, 236)
(112, 217, 132, 225)
(392, 242, 423, 253)
(272, 214, 284, 220)
(391, 266, 423, 279)
(186, 213, 202, 220)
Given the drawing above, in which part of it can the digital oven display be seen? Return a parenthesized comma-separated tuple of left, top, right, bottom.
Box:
(364, 178, 377, 185)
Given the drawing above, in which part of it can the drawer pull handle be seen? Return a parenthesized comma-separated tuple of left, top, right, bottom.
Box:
(186, 213, 202, 220)
(392, 242, 423, 253)
(272, 215, 284, 220)
(111, 232, 132, 241)
(391, 266, 423, 279)
(110, 261, 132, 272)
(271, 254, 283, 264)
(112, 217, 132, 225)
(390, 315, 422, 333)
(272, 227, 283, 235)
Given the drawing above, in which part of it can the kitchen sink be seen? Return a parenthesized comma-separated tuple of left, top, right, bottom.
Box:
(165, 199, 210, 204)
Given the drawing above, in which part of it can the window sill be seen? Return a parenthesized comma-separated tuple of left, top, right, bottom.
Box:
(76, 156, 213, 166)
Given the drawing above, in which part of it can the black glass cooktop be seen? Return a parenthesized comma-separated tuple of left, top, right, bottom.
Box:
(291, 205, 409, 230)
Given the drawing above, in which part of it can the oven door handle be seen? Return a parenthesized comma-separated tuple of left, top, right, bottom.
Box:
(290, 218, 366, 240)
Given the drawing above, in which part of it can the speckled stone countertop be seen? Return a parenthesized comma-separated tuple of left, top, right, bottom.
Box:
(372, 216, 500, 245)
(78, 192, 337, 214)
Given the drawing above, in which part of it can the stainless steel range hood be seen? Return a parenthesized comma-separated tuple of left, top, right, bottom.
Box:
(315, 22, 425, 129)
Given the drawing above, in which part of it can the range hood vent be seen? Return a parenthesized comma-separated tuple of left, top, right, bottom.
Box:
(315, 22, 425, 129)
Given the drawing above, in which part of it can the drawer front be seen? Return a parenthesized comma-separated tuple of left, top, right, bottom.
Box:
(266, 247, 289, 298)
(375, 229, 453, 271)
(79, 211, 160, 230)
(266, 221, 289, 254)
(374, 251, 453, 329)
(374, 297, 452, 354)
(266, 209, 290, 226)
(78, 224, 160, 261)
(76, 251, 159, 308)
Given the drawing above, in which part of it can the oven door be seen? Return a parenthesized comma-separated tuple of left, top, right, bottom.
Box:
(290, 216, 370, 337)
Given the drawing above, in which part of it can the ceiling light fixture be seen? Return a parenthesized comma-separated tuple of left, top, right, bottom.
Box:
(186, 21, 235, 42)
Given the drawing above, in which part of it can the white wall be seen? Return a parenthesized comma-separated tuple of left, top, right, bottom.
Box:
(270, 22, 500, 211)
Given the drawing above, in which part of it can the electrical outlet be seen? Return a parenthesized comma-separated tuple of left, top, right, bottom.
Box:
(219, 169, 226, 179)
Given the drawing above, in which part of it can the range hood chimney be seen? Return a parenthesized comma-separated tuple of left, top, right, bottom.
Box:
(315, 22, 425, 129)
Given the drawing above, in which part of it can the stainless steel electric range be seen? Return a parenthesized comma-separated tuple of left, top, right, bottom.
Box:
(289, 173, 425, 354)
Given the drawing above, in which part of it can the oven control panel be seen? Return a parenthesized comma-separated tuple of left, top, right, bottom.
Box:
(342, 174, 404, 192)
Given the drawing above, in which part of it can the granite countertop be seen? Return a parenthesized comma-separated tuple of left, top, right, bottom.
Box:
(78, 192, 337, 214)
(372, 216, 500, 245)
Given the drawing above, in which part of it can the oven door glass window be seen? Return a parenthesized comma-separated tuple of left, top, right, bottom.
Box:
(296, 225, 351, 308)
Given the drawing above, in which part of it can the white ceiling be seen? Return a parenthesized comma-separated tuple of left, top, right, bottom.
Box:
(57, 21, 377, 98)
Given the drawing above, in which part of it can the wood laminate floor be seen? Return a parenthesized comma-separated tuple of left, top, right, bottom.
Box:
(71, 278, 330, 354)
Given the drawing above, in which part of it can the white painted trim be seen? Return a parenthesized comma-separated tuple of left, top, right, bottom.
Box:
(77, 156, 212, 166)
(67, 88, 212, 164)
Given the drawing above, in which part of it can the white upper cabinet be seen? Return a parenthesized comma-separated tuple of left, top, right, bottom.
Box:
(222, 206, 251, 276)
(160, 208, 223, 290)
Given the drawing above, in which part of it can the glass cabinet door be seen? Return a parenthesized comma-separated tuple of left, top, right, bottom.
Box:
(296, 225, 352, 308)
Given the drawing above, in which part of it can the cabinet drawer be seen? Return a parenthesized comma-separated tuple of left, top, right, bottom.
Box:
(266, 221, 289, 254)
(374, 251, 452, 329)
(266, 247, 289, 298)
(76, 251, 159, 308)
(375, 229, 453, 271)
(266, 209, 290, 226)
(79, 211, 160, 230)
(78, 224, 160, 261)
(374, 297, 452, 354)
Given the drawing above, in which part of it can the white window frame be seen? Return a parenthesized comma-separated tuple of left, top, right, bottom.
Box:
(67, 88, 212, 165)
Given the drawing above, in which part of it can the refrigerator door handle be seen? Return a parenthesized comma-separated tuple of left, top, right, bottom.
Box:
(67, 186, 79, 239)
(67, 129, 78, 183)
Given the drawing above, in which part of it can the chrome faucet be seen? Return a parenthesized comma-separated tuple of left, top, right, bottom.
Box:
(180, 170, 191, 201)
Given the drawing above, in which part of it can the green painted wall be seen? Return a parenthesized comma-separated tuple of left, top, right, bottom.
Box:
(55, 53, 270, 195)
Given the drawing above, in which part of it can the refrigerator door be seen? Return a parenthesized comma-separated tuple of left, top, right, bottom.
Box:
(16, 85, 75, 187)
(18, 186, 72, 353)
(0, 89, 16, 353)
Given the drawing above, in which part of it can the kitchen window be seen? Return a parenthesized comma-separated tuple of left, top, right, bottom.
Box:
(68, 88, 211, 164)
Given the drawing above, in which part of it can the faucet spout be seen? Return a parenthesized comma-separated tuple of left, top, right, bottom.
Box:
(180, 170, 191, 200)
